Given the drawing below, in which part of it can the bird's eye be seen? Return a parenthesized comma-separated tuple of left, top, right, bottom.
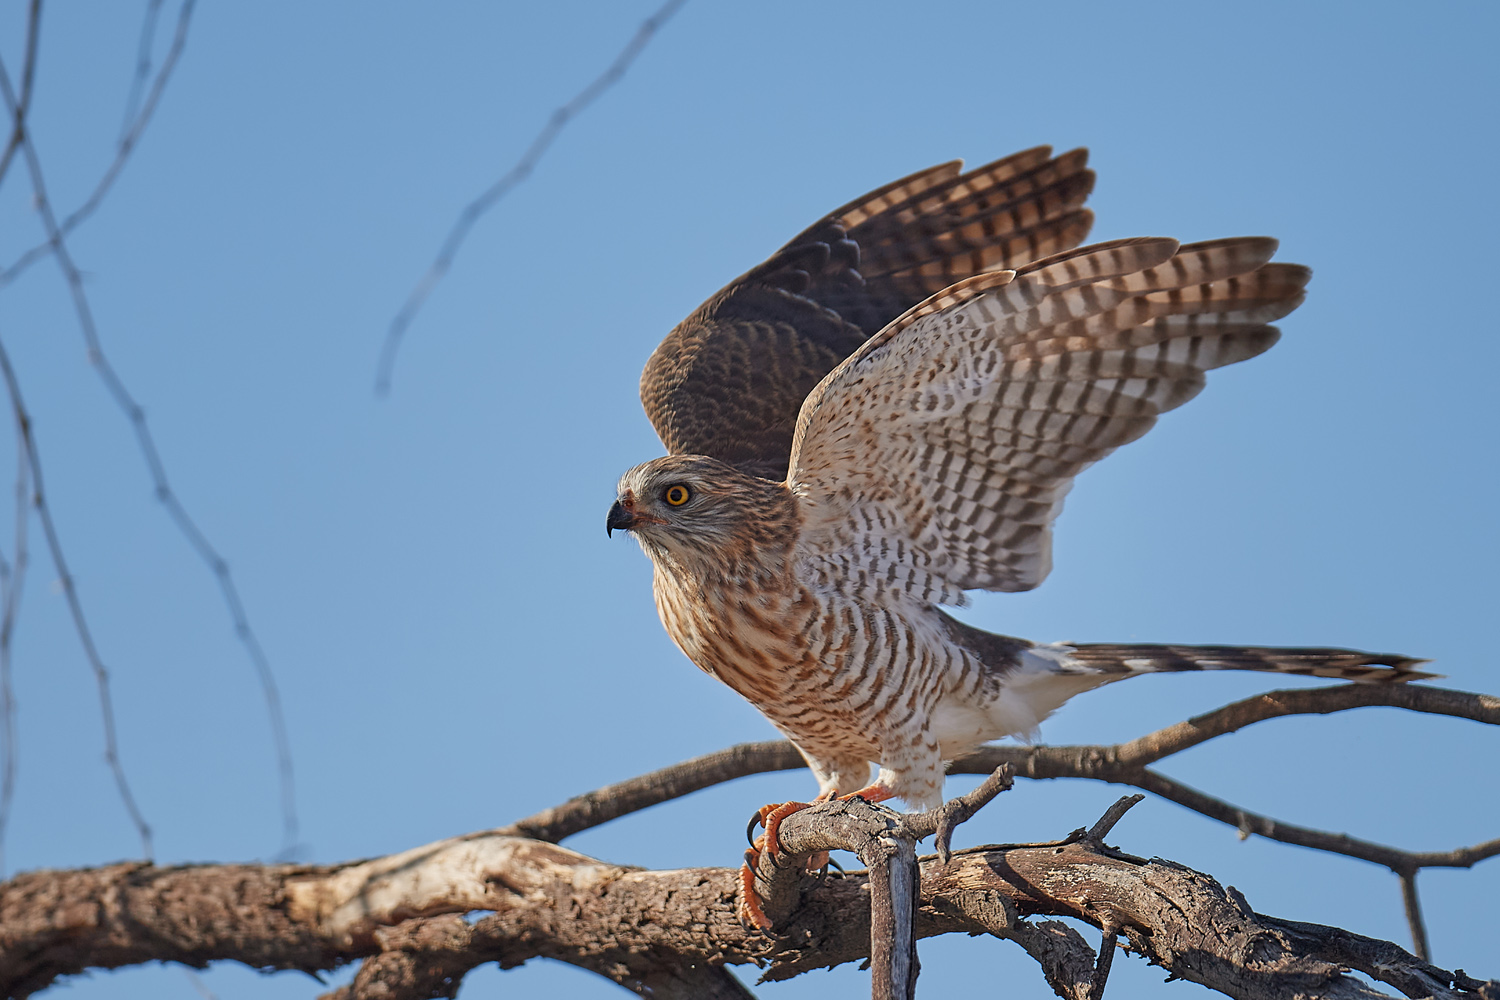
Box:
(664, 484, 691, 506)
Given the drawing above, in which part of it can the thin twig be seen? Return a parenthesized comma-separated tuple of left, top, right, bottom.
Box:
(374, 0, 688, 395)
(0, 28, 300, 856)
(1128, 768, 1500, 872)
(0, 0, 41, 882)
(0, 0, 197, 289)
(119, 0, 166, 143)
(1400, 870, 1431, 962)
(181, 968, 220, 1000)
(0, 0, 41, 190)
(0, 330, 152, 857)
(1, 7, 155, 856)
(1102, 684, 1498, 768)
(0, 418, 30, 877)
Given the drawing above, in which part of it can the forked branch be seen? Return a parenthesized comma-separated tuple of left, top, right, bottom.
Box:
(1, 683, 1492, 999)
(1, 809, 1490, 1000)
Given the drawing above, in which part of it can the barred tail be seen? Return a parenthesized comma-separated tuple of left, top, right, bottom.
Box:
(1064, 643, 1436, 684)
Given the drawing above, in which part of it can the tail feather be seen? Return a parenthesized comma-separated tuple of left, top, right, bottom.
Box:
(1063, 642, 1436, 684)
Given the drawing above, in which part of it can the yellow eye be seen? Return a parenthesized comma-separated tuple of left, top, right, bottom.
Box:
(664, 484, 691, 506)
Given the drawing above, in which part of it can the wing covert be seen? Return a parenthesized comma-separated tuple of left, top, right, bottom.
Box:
(786, 237, 1307, 597)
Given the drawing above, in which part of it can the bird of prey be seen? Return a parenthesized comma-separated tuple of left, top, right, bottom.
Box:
(605, 145, 1427, 925)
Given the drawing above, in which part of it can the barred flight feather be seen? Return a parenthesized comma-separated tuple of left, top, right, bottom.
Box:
(1062, 643, 1436, 683)
(788, 235, 1312, 594)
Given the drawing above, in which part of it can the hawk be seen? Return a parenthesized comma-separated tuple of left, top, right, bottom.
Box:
(606, 146, 1427, 922)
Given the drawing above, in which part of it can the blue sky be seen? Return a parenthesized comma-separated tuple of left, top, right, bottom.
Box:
(0, 2, 1495, 997)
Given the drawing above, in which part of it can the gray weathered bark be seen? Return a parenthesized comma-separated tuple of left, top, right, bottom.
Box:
(2, 818, 1491, 1000)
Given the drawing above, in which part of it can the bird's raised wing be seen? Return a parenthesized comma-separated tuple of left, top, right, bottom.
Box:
(640, 146, 1095, 478)
(785, 237, 1307, 601)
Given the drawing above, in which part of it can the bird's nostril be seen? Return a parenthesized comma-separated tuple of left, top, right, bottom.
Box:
(606, 500, 634, 536)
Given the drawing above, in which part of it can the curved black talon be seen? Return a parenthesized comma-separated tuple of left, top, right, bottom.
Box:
(746, 811, 764, 847)
(746, 816, 789, 870)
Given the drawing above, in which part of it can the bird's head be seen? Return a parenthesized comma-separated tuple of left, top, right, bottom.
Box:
(608, 455, 794, 572)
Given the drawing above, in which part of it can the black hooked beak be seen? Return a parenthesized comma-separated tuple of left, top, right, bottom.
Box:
(606, 500, 635, 537)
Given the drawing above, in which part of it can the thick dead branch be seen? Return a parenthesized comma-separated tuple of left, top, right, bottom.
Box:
(2, 685, 1493, 997)
(315, 914, 755, 1000)
(747, 797, 919, 997)
(2, 825, 1491, 1000)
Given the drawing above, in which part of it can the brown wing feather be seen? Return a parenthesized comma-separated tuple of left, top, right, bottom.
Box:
(640, 147, 1096, 478)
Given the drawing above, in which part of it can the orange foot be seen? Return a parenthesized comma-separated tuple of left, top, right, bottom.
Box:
(738, 797, 836, 931)
(838, 782, 897, 805)
(752, 800, 812, 856)
(738, 846, 774, 931)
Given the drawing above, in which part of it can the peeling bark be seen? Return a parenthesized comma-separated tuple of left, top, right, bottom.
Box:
(2, 829, 1490, 1000)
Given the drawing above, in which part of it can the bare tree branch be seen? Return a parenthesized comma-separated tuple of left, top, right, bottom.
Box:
(499, 738, 805, 842)
(743, 770, 1016, 998)
(316, 912, 757, 1000)
(374, 0, 688, 395)
(493, 683, 1497, 965)
(119, 0, 166, 143)
(1400, 871, 1430, 962)
(0, 399, 31, 877)
(1120, 768, 1500, 872)
(1064, 684, 1498, 766)
(501, 685, 1499, 877)
(0, 0, 41, 192)
(942, 892, 1098, 1000)
(0, 0, 41, 880)
(1082, 793, 1145, 845)
(1089, 919, 1121, 1000)
(2, 813, 1491, 1000)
